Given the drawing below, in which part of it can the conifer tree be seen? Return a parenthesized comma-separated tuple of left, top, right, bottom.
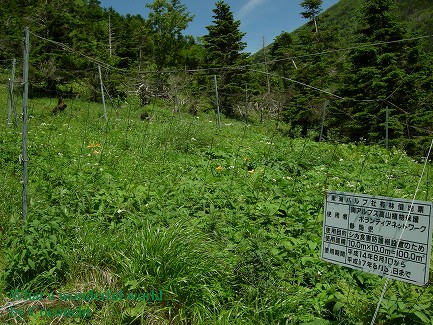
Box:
(204, 0, 249, 117)
(276, 1, 334, 137)
(270, 32, 294, 88)
(337, 0, 418, 144)
(300, 0, 322, 33)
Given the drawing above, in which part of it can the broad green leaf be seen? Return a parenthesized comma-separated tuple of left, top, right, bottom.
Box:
(414, 311, 430, 323)
(28, 258, 35, 269)
(333, 301, 344, 315)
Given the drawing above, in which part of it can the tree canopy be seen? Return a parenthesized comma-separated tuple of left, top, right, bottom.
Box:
(0, 0, 432, 156)
(204, 0, 249, 117)
(145, 0, 193, 72)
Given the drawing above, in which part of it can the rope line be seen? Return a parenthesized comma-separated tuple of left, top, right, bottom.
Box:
(28, 30, 433, 75)
(369, 136, 433, 325)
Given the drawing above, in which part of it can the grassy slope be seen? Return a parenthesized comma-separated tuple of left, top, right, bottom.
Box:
(0, 88, 432, 324)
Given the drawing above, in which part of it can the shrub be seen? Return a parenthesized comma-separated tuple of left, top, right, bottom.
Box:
(2, 214, 69, 291)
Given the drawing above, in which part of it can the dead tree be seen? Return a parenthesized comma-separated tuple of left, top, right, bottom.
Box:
(189, 99, 198, 116)
(140, 111, 152, 122)
(52, 97, 67, 114)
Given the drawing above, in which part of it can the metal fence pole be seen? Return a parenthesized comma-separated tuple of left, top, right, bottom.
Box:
(175, 85, 180, 118)
(7, 58, 16, 127)
(98, 65, 107, 121)
(214, 75, 221, 129)
(319, 100, 328, 142)
(245, 83, 248, 125)
(21, 28, 30, 221)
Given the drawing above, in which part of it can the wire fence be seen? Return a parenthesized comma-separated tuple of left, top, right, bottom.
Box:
(1, 28, 433, 324)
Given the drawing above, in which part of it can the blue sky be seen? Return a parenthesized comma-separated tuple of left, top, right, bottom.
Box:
(99, 0, 340, 53)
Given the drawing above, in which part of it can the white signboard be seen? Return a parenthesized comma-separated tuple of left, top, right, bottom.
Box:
(321, 191, 433, 286)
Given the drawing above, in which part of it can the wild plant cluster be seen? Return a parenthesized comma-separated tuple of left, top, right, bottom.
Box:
(0, 93, 432, 324)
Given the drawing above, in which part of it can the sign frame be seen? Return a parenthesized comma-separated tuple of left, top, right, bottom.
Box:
(321, 190, 433, 286)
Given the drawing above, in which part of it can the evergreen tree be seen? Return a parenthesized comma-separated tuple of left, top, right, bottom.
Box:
(270, 32, 295, 89)
(336, 0, 418, 144)
(29, 0, 92, 93)
(300, 0, 322, 33)
(0, 0, 147, 96)
(204, 1, 249, 117)
(275, 3, 335, 137)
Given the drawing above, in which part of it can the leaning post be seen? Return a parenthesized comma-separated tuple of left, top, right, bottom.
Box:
(319, 100, 328, 142)
(98, 65, 107, 122)
(385, 105, 389, 150)
(245, 83, 248, 125)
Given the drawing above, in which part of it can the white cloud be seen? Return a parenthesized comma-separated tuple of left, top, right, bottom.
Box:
(237, 0, 267, 20)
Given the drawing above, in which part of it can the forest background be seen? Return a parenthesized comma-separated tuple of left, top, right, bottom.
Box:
(2, 1, 433, 324)
(1, 0, 433, 157)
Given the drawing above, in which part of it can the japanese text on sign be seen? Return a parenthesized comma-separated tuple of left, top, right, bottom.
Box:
(321, 191, 432, 285)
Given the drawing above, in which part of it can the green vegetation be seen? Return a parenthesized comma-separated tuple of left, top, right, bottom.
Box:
(204, 1, 249, 117)
(0, 85, 432, 323)
(1, 0, 433, 157)
(262, 0, 433, 156)
(1, 0, 433, 323)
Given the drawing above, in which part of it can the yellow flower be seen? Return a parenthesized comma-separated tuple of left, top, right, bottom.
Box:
(93, 150, 101, 155)
(87, 142, 101, 148)
(248, 169, 255, 174)
(216, 166, 223, 171)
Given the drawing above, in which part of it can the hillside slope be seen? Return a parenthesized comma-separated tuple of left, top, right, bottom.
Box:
(1, 87, 433, 323)
(293, 0, 433, 49)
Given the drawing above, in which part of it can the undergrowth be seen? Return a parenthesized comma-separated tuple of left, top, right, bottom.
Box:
(0, 93, 432, 324)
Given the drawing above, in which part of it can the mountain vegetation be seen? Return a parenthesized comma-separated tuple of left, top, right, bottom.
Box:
(1, 1, 433, 323)
(204, 0, 249, 117)
(260, 0, 433, 156)
(0, 0, 432, 157)
(1, 83, 433, 325)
